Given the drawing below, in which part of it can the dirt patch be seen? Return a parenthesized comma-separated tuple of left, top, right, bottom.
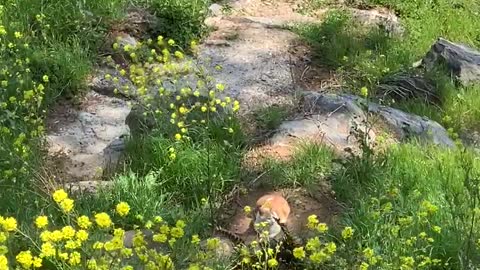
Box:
(218, 186, 341, 244)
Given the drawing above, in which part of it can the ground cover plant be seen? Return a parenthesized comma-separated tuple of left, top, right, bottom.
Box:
(2, 0, 480, 269)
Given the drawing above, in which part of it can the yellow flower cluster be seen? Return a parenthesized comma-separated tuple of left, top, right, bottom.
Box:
(0, 20, 48, 185)
(109, 36, 241, 158)
(3, 188, 233, 269)
(52, 189, 74, 213)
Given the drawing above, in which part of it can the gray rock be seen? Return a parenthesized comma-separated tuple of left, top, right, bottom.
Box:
(271, 92, 454, 154)
(368, 103, 455, 147)
(88, 68, 136, 98)
(46, 91, 131, 183)
(421, 38, 480, 86)
(209, 3, 224, 17)
(271, 92, 371, 154)
(117, 33, 138, 49)
(64, 180, 113, 194)
(200, 236, 236, 258)
(348, 8, 404, 36)
(199, 17, 301, 113)
(122, 229, 166, 252)
(103, 136, 127, 176)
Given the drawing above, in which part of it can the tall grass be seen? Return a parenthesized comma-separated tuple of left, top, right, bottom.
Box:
(292, 1, 480, 133)
(332, 142, 480, 267)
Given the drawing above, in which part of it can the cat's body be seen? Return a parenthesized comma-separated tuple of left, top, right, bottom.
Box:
(254, 192, 291, 238)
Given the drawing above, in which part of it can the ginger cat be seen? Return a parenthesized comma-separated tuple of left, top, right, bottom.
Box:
(253, 192, 291, 239)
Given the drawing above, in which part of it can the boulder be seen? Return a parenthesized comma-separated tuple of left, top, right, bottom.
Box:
(348, 8, 404, 36)
(46, 91, 131, 183)
(421, 38, 480, 86)
(271, 92, 371, 154)
(270, 92, 454, 154)
(368, 102, 455, 147)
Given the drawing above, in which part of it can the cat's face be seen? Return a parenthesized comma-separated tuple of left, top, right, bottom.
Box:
(254, 208, 281, 238)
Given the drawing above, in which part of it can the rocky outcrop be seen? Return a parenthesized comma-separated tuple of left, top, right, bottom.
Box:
(270, 93, 372, 154)
(46, 91, 131, 186)
(269, 92, 454, 154)
(421, 38, 480, 86)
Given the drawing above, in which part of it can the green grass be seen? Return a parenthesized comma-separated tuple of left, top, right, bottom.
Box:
(253, 105, 291, 131)
(4, 0, 480, 268)
(0, 0, 213, 262)
(292, 0, 480, 134)
(124, 135, 243, 209)
(331, 143, 480, 267)
(136, 0, 210, 47)
(261, 143, 335, 188)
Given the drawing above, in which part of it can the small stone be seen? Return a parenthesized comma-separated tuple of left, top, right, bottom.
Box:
(208, 4, 223, 17)
(200, 236, 235, 258)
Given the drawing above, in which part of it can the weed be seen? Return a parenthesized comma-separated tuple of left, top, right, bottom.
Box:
(254, 105, 291, 131)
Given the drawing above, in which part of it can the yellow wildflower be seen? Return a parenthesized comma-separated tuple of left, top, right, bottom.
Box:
(174, 51, 184, 59)
(68, 252, 81, 266)
(170, 227, 184, 239)
(191, 235, 201, 245)
(154, 216, 163, 223)
(175, 133, 182, 141)
(76, 230, 89, 242)
(87, 259, 97, 269)
(316, 223, 328, 233)
(293, 247, 305, 259)
(52, 189, 68, 203)
(341, 227, 354, 240)
(360, 262, 369, 270)
(116, 202, 130, 217)
(77, 215, 92, 229)
(0, 255, 7, 269)
(216, 84, 225, 91)
(307, 215, 319, 229)
(360, 87, 368, 97)
(243, 206, 252, 214)
(432, 226, 441, 233)
(309, 251, 329, 263)
(59, 198, 74, 213)
(16, 251, 33, 268)
(268, 258, 278, 267)
(2, 217, 17, 231)
(160, 225, 170, 234)
(95, 213, 112, 228)
(61, 226, 76, 239)
(32, 257, 42, 268)
(206, 238, 220, 250)
(179, 107, 187, 114)
(176, 220, 186, 228)
(325, 242, 336, 254)
(0, 232, 6, 243)
(153, 234, 168, 243)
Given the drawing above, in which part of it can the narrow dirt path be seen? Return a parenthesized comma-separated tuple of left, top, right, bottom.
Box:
(200, 0, 335, 112)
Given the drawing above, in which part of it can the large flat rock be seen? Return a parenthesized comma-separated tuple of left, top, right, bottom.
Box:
(46, 91, 130, 185)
